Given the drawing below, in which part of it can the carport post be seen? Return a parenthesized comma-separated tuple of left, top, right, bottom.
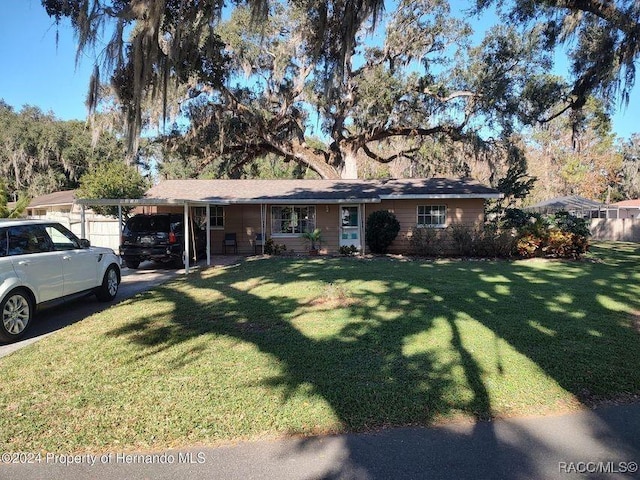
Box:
(361, 203, 366, 256)
(260, 204, 265, 254)
(184, 203, 190, 274)
(206, 203, 211, 266)
(118, 204, 123, 244)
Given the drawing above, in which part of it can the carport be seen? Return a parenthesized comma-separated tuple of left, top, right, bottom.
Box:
(75, 198, 223, 274)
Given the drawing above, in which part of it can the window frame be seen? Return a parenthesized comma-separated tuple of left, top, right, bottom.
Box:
(417, 205, 447, 228)
(193, 206, 225, 229)
(44, 223, 82, 251)
(7, 225, 54, 256)
(271, 205, 316, 237)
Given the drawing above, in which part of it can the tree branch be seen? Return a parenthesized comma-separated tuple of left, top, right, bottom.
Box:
(364, 124, 464, 144)
(421, 89, 479, 103)
(361, 144, 419, 164)
(558, 0, 639, 35)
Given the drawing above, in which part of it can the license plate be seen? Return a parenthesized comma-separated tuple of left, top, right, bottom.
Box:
(140, 235, 154, 245)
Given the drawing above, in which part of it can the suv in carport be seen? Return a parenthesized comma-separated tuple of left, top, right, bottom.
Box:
(119, 214, 206, 269)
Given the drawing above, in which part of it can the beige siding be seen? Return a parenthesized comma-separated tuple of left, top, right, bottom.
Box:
(267, 204, 337, 254)
(152, 199, 486, 255)
(366, 199, 485, 254)
(223, 205, 263, 254)
(316, 205, 340, 253)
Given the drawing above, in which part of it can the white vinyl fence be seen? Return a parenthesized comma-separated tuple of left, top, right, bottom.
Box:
(28, 213, 121, 250)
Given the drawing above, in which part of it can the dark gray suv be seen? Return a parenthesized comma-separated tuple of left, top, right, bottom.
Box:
(119, 214, 206, 269)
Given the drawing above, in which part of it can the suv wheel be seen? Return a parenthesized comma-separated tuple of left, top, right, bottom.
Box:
(173, 256, 186, 269)
(0, 289, 33, 343)
(95, 266, 120, 302)
(124, 257, 140, 269)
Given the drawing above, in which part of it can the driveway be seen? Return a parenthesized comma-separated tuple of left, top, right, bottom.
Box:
(0, 262, 181, 359)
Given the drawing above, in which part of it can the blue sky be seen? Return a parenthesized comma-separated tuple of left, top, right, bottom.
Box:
(1, 0, 638, 140)
(0, 1, 94, 120)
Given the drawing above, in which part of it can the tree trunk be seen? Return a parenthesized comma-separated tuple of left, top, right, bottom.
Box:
(288, 142, 341, 179)
(12, 152, 22, 190)
(340, 147, 359, 179)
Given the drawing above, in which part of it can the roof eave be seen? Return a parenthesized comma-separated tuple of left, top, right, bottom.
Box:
(221, 198, 382, 204)
(76, 198, 384, 206)
(28, 202, 75, 208)
(379, 193, 503, 200)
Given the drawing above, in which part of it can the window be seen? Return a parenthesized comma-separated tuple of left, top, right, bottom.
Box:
(193, 206, 225, 229)
(45, 224, 81, 250)
(341, 206, 358, 227)
(271, 206, 316, 235)
(417, 205, 447, 228)
(7, 226, 53, 255)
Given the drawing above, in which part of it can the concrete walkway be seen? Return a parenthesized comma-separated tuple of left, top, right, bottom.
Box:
(2, 403, 639, 480)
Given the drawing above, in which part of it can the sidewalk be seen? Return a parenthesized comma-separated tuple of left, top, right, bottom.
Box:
(2, 403, 639, 480)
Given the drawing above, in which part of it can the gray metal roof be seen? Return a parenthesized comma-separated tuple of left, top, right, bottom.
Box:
(525, 195, 604, 212)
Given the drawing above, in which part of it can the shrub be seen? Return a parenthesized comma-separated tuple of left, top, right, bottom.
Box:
(473, 223, 517, 258)
(264, 238, 287, 255)
(409, 226, 444, 256)
(301, 228, 322, 250)
(511, 210, 589, 259)
(501, 208, 532, 230)
(449, 224, 474, 256)
(515, 233, 544, 257)
(550, 211, 591, 238)
(365, 210, 401, 254)
(339, 245, 359, 256)
(447, 223, 516, 258)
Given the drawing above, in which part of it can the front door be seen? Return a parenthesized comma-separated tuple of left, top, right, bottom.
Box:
(340, 205, 361, 250)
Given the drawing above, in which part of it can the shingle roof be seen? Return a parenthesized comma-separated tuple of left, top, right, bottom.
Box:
(612, 199, 640, 208)
(28, 190, 76, 208)
(145, 178, 501, 204)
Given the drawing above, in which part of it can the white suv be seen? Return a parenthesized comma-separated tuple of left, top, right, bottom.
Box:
(0, 220, 121, 343)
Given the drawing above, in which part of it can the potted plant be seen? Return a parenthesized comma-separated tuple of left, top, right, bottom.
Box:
(301, 228, 322, 255)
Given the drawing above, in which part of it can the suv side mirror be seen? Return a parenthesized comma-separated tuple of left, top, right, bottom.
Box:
(79, 238, 91, 248)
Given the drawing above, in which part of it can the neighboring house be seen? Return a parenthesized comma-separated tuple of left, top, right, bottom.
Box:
(524, 195, 612, 218)
(144, 178, 502, 255)
(26, 189, 77, 216)
(611, 199, 640, 219)
(27, 190, 121, 250)
(525, 195, 640, 241)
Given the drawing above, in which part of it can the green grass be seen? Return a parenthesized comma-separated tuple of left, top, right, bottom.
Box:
(1, 242, 640, 452)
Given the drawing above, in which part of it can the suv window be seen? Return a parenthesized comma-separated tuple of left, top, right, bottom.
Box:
(171, 220, 184, 234)
(7, 225, 53, 256)
(126, 216, 172, 233)
(45, 224, 81, 250)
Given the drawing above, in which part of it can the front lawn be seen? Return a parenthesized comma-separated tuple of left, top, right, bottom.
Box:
(1, 242, 639, 452)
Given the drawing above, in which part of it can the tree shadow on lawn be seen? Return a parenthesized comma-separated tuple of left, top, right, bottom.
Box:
(106, 243, 640, 478)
